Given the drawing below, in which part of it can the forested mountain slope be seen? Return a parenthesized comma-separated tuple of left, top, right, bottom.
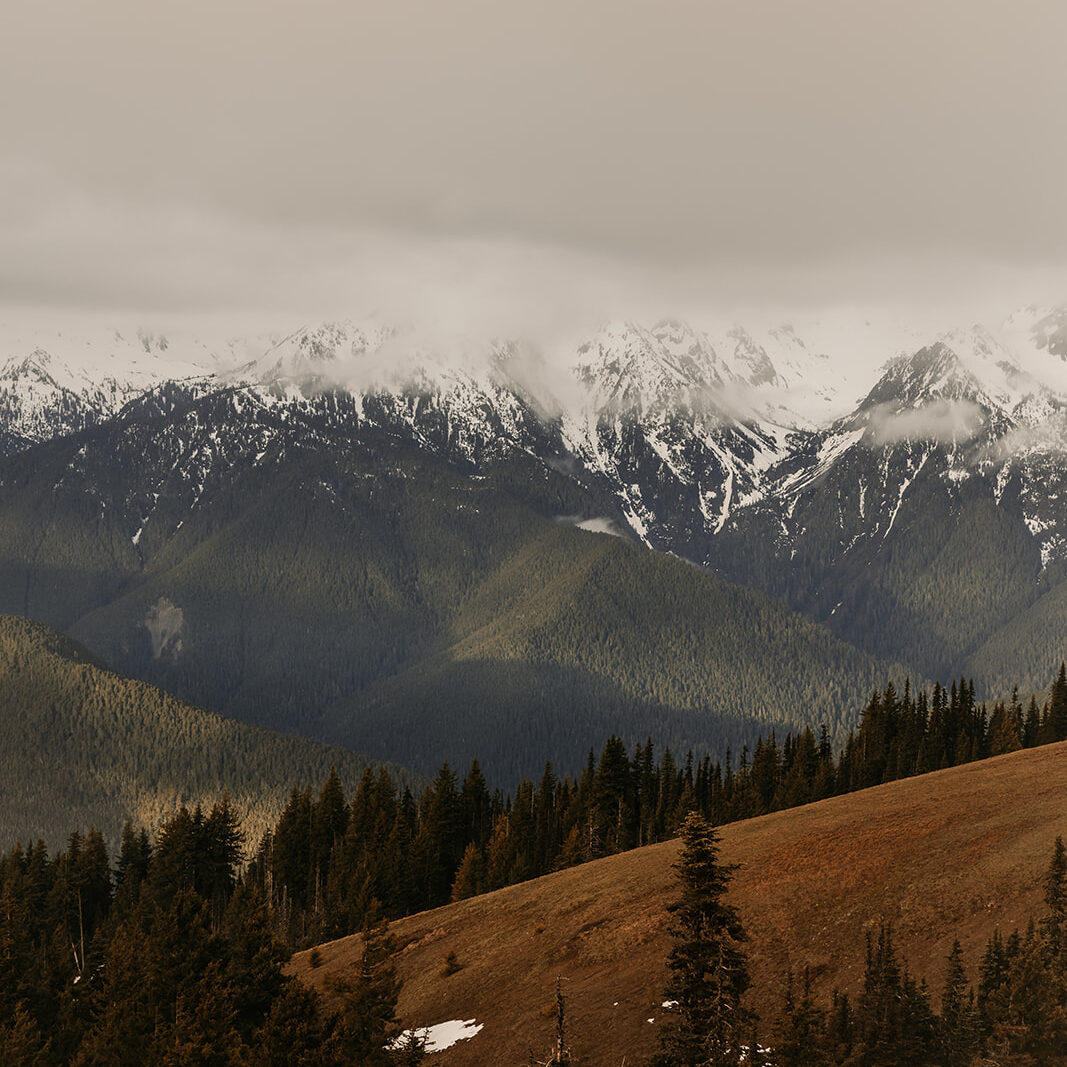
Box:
(0, 615, 414, 849)
(292, 739, 1067, 1067)
(3, 310, 1067, 773)
(700, 334, 1067, 685)
(346, 523, 910, 775)
(0, 389, 909, 778)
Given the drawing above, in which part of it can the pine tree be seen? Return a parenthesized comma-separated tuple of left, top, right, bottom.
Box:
(322, 909, 402, 1066)
(988, 701, 1022, 755)
(221, 882, 287, 1041)
(824, 991, 853, 1064)
(391, 1026, 428, 1066)
(1043, 835, 1067, 937)
(450, 842, 485, 902)
(655, 812, 751, 1067)
(1050, 663, 1067, 742)
(939, 940, 979, 1067)
(850, 925, 937, 1065)
(1020, 695, 1040, 748)
(0, 1002, 51, 1066)
(254, 981, 327, 1067)
(459, 760, 492, 848)
(772, 969, 828, 1067)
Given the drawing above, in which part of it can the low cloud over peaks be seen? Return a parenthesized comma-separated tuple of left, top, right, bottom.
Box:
(865, 400, 985, 445)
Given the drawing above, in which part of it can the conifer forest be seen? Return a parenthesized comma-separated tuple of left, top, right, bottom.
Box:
(4, 666, 1067, 1063)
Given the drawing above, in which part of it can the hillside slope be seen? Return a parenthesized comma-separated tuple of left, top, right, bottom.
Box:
(291, 740, 1067, 1065)
(0, 615, 415, 849)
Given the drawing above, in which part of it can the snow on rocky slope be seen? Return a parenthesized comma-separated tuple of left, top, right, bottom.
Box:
(3, 305, 1066, 565)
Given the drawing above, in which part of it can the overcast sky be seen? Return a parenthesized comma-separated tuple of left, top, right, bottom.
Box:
(2, 0, 1065, 332)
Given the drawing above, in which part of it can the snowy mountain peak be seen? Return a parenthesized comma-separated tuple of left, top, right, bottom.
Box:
(1029, 306, 1067, 360)
(851, 326, 1062, 432)
(862, 342, 986, 411)
(250, 321, 390, 386)
(0, 348, 58, 386)
(723, 327, 779, 388)
(574, 320, 737, 416)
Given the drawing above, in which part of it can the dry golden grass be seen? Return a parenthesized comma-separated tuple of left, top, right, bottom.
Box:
(289, 740, 1067, 1065)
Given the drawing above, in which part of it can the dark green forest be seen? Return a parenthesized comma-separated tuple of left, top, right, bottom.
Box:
(0, 615, 417, 850)
(0, 801, 413, 1065)
(239, 665, 1067, 951)
(724, 441, 1067, 705)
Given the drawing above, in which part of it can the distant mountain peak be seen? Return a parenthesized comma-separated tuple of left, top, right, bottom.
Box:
(861, 342, 981, 411)
(0, 348, 58, 386)
(1030, 306, 1067, 360)
(573, 320, 738, 417)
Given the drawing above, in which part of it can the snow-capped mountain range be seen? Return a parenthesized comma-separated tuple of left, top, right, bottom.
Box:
(3, 307, 1066, 561)
(4, 301, 1067, 714)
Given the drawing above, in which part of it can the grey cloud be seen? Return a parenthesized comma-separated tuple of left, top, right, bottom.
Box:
(2, 0, 1067, 326)
(557, 516, 629, 539)
(575, 518, 629, 539)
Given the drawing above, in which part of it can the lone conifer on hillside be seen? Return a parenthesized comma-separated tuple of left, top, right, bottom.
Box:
(655, 811, 751, 1067)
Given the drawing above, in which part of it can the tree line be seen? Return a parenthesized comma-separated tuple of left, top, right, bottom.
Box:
(245, 665, 1067, 949)
(0, 800, 419, 1065)
(5, 812, 1066, 1065)
(3, 664, 1067, 1062)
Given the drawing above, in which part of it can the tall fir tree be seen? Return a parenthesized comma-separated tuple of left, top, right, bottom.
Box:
(655, 812, 751, 1067)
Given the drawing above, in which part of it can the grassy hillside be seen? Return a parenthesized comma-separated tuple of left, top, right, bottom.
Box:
(292, 740, 1067, 1066)
(0, 614, 416, 850)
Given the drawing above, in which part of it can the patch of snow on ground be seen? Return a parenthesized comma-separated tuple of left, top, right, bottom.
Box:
(392, 1019, 483, 1054)
(1041, 536, 1065, 570)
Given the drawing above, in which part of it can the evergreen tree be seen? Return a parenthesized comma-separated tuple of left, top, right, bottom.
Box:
(655, 812, 751, 1067)
(254, 981, 327, 1067)
(592, 736, 635, 856)
(1050, 663, 1067, 742)
(988, 701, 1022, 755)
(1044, 835, 1067, 937)
(449, 842, 486, 903)
(849, 925, 937, 1066)
(772, 969, 829, 1067)
(321, 909, 402, 1066)
(939, 940, 979, 1067)
(1023, 696, 1042, 748)
(0, 1003, 51, 1067)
